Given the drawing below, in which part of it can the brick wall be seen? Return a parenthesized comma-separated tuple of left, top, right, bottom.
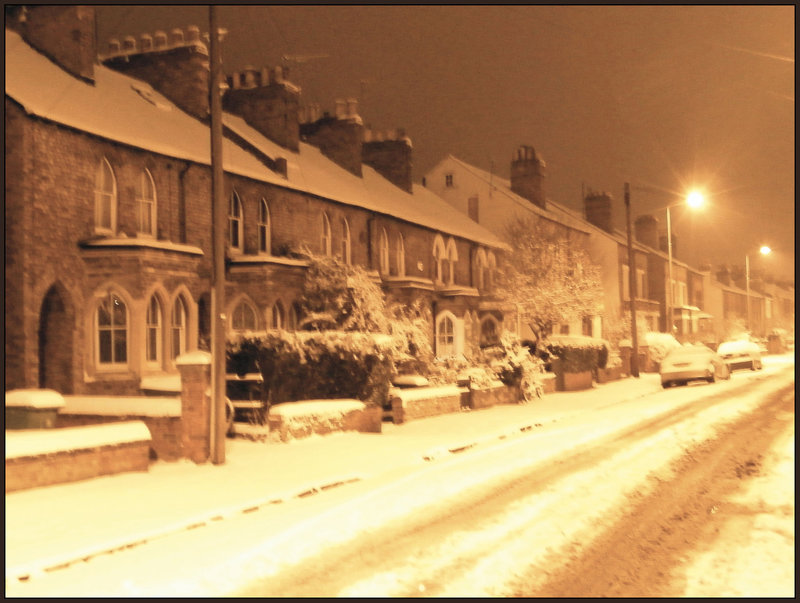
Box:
(5, 441, 150, 493)
(56, 414, 182, 461)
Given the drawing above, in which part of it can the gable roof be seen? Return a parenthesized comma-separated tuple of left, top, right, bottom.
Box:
(5, 28, 507, 251)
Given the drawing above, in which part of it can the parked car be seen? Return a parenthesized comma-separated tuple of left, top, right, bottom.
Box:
(717, 339, 763, 371)
(660, 344, 731, 388)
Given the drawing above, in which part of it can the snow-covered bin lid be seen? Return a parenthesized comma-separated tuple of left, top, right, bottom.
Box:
(5, 389, 65, 409)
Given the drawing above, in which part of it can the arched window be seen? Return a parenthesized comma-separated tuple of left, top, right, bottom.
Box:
(341, 218, 351, 265)
(258, 198, 271, 254)
(271, 301, 285, 330)
(96, 292, 127, 365)
(432, 234, 446, 283)
(446, 238, 458, 285)
(379, 228, 390, 274)
(480, 315, 500, 348)
(396, 232, 406, 277)
(228, 191, 243, 252)
(475, 249, 487, 290)
(171, 296, 187, 360)
(94, 158, 117, 234)
(136, 168, 157, 236)
(232, 300, 257, 332)
(435, 311, 457, 358)
(321, 212, 332, 256)
(288, 303, 300, 331)
(145, 295, 162, 364)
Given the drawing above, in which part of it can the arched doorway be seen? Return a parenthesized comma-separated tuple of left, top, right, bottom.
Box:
(38, 284, 74, 393)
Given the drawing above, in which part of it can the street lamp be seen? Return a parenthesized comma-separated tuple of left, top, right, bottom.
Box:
(746, 245, 771, 333)
(664, 190, 704, 334)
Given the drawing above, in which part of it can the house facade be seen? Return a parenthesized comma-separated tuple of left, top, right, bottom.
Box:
(424, 147, 728, 347)
(5, 6, 509, 396)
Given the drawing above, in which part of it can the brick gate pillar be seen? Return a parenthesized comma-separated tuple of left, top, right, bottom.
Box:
(176, 351, 212, 463)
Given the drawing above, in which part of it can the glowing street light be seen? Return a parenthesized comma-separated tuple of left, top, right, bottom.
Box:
(746, 245, 772, 333)
(665, 190, 704, 334)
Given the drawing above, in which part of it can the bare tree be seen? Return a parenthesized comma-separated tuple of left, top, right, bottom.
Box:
(497, 215, 604, 341)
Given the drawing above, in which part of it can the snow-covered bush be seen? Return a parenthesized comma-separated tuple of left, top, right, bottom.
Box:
(229, 330, 396, 408)
(643, 331, 681, 364)
(545, 334, 609, 374)
(477, 332, 545, 402)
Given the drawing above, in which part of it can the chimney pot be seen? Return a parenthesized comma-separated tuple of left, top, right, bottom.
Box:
(186, 25, 200, 43)
(335, 99, 346, 119)
(154, 31, 167, 49)
(140, 34, 153, 52)
(122, 35, 136, 53)
(261, 67, 270, 86)
(108, 38, 121, 54)
(170, 28, 184, 46)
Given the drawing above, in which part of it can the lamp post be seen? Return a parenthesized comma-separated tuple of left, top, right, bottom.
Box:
(624, 183, 640, 378)
(746, 245, 772, 334)
(663, 190, 704, 335)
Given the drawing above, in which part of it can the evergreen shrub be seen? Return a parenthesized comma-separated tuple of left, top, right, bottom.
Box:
(546, 335, 609, 374)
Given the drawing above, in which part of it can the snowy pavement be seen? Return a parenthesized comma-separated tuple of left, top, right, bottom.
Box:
(5, 354, 795, 595)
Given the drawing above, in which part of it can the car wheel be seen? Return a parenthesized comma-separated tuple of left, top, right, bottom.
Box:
(750, 360, 757, 371)
(706, 368, 715, 383)
(662, 381, 670, 389)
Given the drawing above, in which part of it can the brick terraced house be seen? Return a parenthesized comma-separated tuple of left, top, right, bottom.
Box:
(5, 5, 509, 396)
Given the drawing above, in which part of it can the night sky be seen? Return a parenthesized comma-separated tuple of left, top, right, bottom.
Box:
(95, 5, 795, 281)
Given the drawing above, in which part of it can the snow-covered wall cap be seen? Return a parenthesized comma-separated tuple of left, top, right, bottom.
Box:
(5, 388, 65, 409)
(175, 350, 212, 366)
(102, 25, 208, 60)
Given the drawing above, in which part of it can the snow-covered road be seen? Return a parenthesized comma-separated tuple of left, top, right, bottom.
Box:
(5, 356, 794, 597)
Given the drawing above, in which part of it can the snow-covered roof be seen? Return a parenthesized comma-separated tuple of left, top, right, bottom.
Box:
(5, 29, 506, 251)
(224, 115, 509, 249)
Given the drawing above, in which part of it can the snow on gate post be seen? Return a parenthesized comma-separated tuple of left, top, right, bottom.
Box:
(176, 351, 212, 463)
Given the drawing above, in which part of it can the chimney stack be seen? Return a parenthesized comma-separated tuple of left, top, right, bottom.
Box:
(362, 128, 414, 193)
(102, 25, 210, 120)
(583, 190, 615, 233)
(634, 214, 659, 249)
(510, 145, 546, 209)
(223, 65, 301, 151)
(300, 98, 364, 177)
(7, 5, 96, 82)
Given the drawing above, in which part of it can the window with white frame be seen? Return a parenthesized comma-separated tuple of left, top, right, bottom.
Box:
(145, 294, 162, 364)
(136, 168, 157, 237)
(271, 301, 284, 330)
(435, 312, 457, 357)
(341, 218, 351, 265)
(96, 292, 127, 366)
(258, 198, 271, 254)
(94, 158, 117, 234)
(171, 296, 187, 360)
(232, 300, 257, 332)
(446, 238, 458, 285)
(321, 212, 332, 256)
(228, 191, 243, 253)
(396, 232, 405, 276)
(432, 234, 446, 283)
(379, 228, 389, 274)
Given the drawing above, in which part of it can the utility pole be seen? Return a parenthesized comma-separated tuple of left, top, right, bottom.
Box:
(209, 5, 226, 464)
(624, 182, 640, 378)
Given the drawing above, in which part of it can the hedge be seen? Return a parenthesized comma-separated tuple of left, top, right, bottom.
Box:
(546, 335, 609, 374)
